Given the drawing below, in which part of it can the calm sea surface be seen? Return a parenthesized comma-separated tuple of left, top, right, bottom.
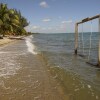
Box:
(32, 33, 100, 100)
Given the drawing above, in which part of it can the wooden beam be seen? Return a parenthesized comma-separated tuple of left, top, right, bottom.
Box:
(82, 18, 89, 22)
(77, 14, 100, 25)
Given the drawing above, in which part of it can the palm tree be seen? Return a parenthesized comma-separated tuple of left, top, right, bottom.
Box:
(13, 10, 29, 35)
(0, 3, 9, 36)
(7, 9, 20, 35)
(0, 3, 29, 36)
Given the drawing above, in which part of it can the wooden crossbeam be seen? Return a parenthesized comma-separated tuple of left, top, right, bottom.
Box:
(77, 14, 100, 24)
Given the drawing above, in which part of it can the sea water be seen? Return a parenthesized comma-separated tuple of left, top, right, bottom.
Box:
(0, 33, 100, 100)
(31, 33, 100, 100)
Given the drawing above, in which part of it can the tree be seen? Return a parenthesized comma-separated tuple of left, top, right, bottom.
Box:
(0, 3, 9, 36)
(0, 3, 29, 36)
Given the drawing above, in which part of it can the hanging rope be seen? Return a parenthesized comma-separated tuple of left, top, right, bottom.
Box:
(98, 16, 100, 65)
(82, 23, 85, 55)
(78, 26, 81, 53)
(88, 21, 93, 60)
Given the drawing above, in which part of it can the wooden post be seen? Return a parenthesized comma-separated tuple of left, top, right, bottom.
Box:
(75, 23, 78, 54)
(98, 16, 100, 67)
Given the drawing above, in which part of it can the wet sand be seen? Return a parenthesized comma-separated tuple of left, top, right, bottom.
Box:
(0, 37, 14, 46)
(0, 40, 69, 100)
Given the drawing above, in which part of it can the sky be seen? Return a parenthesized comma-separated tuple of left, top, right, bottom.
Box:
(0, 0, 100, 33)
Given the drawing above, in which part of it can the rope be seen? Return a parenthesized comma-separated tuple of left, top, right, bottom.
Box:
(98, 16, 100, 64)
(82, 23, 85, 55)
(78, 26, 81, 52)
(88, 21, 93, 60)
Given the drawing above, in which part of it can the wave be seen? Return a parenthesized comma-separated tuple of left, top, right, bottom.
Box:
(25, 35, 37, 55)
(0, 54, 21, 78)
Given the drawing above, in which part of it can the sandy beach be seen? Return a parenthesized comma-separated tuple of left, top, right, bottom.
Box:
(0, 37, 68, 100)
(0, 35, 26, 46)
(0, 37, 14, 46)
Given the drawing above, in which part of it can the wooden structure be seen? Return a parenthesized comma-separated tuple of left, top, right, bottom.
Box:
(75, 14, 100, 67)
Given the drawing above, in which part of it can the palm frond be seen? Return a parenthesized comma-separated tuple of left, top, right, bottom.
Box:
(0, 19, 3, 25)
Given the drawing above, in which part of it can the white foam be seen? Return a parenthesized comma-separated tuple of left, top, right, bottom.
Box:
(0, 81, 10, 89)
(87, 84, 91, 89)
(0, 60, 20, 78)
(25, 36, 37, 55)
(0, 54, 21, 78)
(0, 52, 9, 54)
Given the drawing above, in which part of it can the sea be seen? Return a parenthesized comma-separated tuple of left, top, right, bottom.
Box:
(31, 32, 100, 100)
(0, 32, 100, 100)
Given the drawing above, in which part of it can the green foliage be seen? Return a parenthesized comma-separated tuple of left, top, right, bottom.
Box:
(0, 19, 3, 25)
(0, 3, 29, 36)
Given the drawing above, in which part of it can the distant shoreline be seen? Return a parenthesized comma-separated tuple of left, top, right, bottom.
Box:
(0, 36, 26, 47)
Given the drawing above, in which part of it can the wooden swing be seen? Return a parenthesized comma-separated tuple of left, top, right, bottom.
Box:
(75, 14, 100, 67)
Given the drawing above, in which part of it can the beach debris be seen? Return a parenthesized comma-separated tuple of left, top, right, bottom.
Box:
(52, 74, 58, 79)
(74, 88, 80, 92)
(87, 85, 91, 89)
(34, 95, 41, 100)
(9, 36, 25, 40)
(96, 95, 99, 99)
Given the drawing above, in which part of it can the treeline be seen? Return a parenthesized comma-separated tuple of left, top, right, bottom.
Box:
(0, 3, 30, 36)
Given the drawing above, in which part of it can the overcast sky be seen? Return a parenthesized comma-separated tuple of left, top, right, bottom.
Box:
(0, 0, 100, 33)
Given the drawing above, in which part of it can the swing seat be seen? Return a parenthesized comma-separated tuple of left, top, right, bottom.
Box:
(86, 61, 100, 68)
(78, 54, 85, 57)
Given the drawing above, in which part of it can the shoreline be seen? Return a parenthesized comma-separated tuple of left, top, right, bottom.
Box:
(0, 37, 15, 46)
(0, 35, 27, 47)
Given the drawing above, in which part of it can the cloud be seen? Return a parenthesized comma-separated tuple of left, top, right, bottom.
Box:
(25, 25, 40, 32)
(41, 27, 52, 30)
(33, 26, 40, 29)
(48, 27, 52, 30)
(40, 1, 48, 8)
(25, 25, 33, 32)
(42, 28, 47, 30)
(61, 20, 72, 24)
(42, 18, 51, 22)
